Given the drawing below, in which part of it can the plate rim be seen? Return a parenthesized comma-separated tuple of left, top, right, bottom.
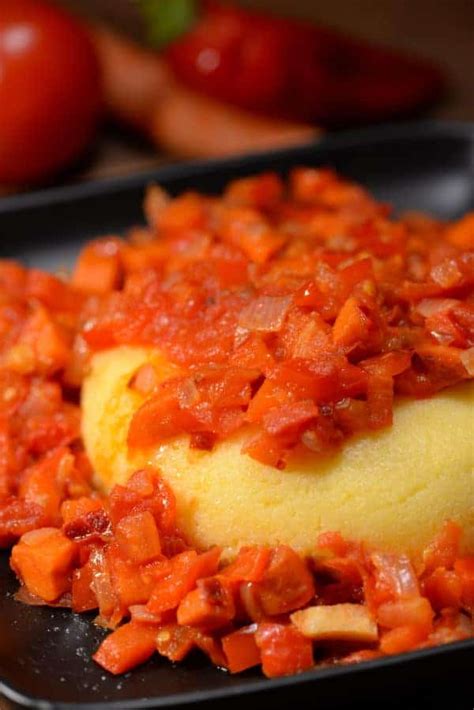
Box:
(1, 638, 473, 709)
(0, 119, 472, 217)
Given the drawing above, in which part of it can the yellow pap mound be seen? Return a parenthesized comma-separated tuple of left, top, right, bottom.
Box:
(82, 346, 474, 559)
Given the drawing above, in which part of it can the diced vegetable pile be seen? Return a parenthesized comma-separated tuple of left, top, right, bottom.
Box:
(9, 469, 474, 676)
(0, 168, 473, 677)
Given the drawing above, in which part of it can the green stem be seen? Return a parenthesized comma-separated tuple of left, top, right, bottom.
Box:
(138, 0, 198, 49)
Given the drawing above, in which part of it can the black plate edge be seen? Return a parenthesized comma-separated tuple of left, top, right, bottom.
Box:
(0, 119, 472, 216)
(1, 638, 473, 710)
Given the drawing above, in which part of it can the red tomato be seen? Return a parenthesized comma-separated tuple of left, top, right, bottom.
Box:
(0, 0, 101, 185)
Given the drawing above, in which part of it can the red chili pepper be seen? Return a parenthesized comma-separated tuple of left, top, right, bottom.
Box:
(144, 0, 444, 126)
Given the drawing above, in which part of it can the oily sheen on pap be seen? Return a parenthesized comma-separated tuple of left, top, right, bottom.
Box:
(82, 346, 474, 559)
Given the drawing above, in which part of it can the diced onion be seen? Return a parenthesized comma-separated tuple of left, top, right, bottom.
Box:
(238, 295, 292, 332)
(416, 298, 458, 317)
(460, 347, 474, 376)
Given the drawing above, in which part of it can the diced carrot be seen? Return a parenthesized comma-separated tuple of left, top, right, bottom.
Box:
(72, 238, 122, 295)
(177, 577, 235, 630)
(155, 193, 208, 234)
(255, 622, 313, 678)
(224, 173, 284, 211)
(93, 622, 157, 674)
(115, 510, 161, 564)
(446, 213, 474, 249)
(380, 624, 428, 655)
(11, 528, 76, 602)
(61, 497, 104, 526)
(0, 260, 27, 296)
(7, 307, 70, 376)
(25, 269, 80, 313)
(222, 625, 261, 673)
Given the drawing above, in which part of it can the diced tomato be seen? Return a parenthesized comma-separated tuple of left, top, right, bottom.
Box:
(377, 597, 434, 636)
(423, 568, 463, 611)
(254, 545, 315, 615)
(454, 557, 474, 609)
(0, 498, 48, 547)
(108, 469, 176, 535)
(115, 510, 161, 564)
(422, 520, 462, 574)
(156, 624, 226, 666)
(72, 238, 123, 295)
(18, 447, 73, 524)
(255, 623, 313, 678)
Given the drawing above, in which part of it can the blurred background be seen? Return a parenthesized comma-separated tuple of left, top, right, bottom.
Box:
(0, 0, 473, 192)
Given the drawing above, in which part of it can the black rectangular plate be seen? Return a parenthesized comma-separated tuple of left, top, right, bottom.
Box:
(0, 121, 473, 710)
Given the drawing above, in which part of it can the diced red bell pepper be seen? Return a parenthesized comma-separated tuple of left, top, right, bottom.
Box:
(255, 622, 313, 678)
(72, 559, 98, 613)
(147, 547, 221, 614)
(93, 622, 157, 674)
(332, 297, 372, 350)
(222, 625, 261, 673)
(380, 624, 428, 655)
(222, 546, 271, 584)
(177, 576, 236, 630)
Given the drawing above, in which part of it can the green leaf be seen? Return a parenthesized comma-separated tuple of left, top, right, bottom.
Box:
(138, 0, 198, 49)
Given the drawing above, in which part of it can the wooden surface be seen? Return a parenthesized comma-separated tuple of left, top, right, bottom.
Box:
(62, 0, 474, 183)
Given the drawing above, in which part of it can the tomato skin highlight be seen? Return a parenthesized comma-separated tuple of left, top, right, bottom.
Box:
(0, 0, 101, 185)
